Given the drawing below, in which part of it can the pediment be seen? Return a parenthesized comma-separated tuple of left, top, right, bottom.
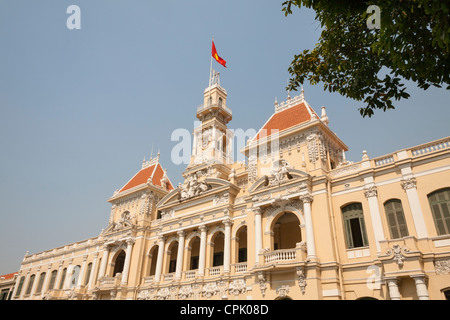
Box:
(249, 168, 309, 193)
(157, 177, 233, 207)
(102, 220, 134, 235)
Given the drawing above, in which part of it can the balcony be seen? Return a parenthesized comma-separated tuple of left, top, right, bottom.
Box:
(233, 262, 248, 273)
(257, 243, 307, 269)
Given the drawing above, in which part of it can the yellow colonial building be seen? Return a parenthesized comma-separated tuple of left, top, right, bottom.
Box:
(10, 76, 450, 300)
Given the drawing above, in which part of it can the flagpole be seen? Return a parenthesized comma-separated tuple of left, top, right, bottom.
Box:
(209, 36, 214, 88)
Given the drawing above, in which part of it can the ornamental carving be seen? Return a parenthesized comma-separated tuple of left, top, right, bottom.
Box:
(268, 160, 292, 186)
(213, 192, 229, 206)
(248, 155, 258, 183)
(178, 285, 193, 300)
(180, 174, 212, 200)
(112, 211, 133, 231)
(364, 186, 378, 198)
(296, 267, 307, 294)
(386, 244, 410, 267)
(139, 191, 155, 216)
(202, 282, 219, 298)
(401, 177, 417, 190)
(155, 287, 170, 300)
(228, 279, 247, 296)
(257, 272, 267, 297)
(307, 132, 327, 164)
(435, 259, 450, 275)
(276, 285, 290, 298)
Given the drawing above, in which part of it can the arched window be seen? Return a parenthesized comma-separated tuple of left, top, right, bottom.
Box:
(428, 188, 450, 235)
(14, 276, 25, 297)
(48, 270, 57, 290)
(384, 199, 409, 239)
(58, 268, 67, 289)
(113, 251, 126, 276)
(189, 237, 200, 270)
(218, 97, 223, 107)
(342, 203, 369, 249)
(212, 232, 225, 267)
(84, 263, 92, 286)
(236, 226, 248, 263)
(69, 265, 80, 289)
(168, 242, 179, 273)
(25, 274, 35, 295)
(36, 272, 46, 294)
(148, 246, 159, 276)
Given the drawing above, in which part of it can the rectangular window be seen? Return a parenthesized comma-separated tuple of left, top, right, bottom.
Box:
(385, 199, 409, 239)
(342, 203, 369, 249)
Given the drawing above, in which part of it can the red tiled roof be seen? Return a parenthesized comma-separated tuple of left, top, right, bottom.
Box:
(119, 163, 173, 193)
(0, 272, 18, 280)
(254, 102, 316, 140)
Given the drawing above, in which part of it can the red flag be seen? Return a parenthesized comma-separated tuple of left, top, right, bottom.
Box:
(212, 40, 227, 68)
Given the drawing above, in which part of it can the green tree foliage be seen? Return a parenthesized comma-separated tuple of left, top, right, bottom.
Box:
(282, 0, 449, 117)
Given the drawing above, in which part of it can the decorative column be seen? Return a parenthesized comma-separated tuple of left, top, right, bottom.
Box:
(175, 231, 186, 280)
(42, 265, 52, 294)
(54, 262, 64, 290)
(20, 270, 31, 299)
(154, 236, 166, 282)
(30, 267, 41, 297)
(77, 255, 88, 288)
(11, 271, 22, 299)
(401, 177, 428, 238)
(198, 225, 208, 277)
(98, 245, 110, 279)
(386, 278, 401, 300)
(64, 259, 74, 289)
(223, 218, 233, 274)
(254, 207, 263, 265)
(300, 194, 317, 260)
(88, 252, 99, 290)
(364, 185, 385, 253)
(121, 239, 135, 285)
(193, 131, 198, 156)
(411, 275, 429, 300)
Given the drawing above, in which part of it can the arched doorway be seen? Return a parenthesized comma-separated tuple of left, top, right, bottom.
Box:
(236, 226, 247, 263)
(189, 236, 201, 270)
(211, 232, 225, 267)
(113, 250, 126, 276)
(272, 212, 301, 250)
(167, 241, 179, 274)
(148, 246, 159, 276)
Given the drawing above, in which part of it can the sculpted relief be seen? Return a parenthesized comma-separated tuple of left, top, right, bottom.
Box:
(180, 174, 212, 200)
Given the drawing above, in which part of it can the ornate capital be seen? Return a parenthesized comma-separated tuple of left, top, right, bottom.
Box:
(158, 235, 167, 243)
(299, 193, 313, 203)
(253, 207, 263, 215)
(199, 224, 209, 233)
(364, 186, 378, 198)
(401, 177, 417, 190)
(222, 217, 233, 227)
(177, 230, 186, 238)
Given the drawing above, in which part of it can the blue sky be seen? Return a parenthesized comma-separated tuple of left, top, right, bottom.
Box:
(0, 0, 448, 274)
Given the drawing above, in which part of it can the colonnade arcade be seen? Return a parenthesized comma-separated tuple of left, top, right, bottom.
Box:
(142, 196, 311, 285)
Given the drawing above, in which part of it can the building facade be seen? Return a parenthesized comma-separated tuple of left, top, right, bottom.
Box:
(10, 76, 450, 300)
